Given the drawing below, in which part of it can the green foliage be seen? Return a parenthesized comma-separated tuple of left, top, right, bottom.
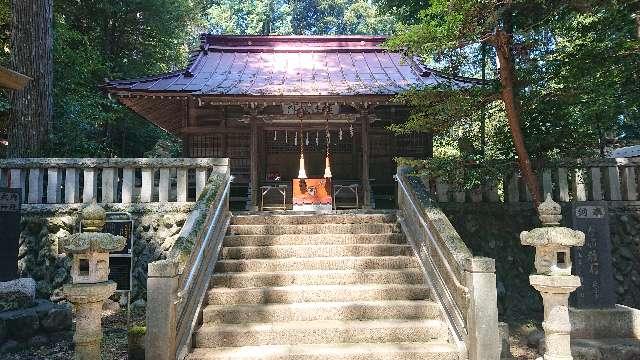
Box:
(386, 0, 640, 184)
(45, 0, 202, 157)
(398, 156, 513, 191)
(204, 0, 395, 35)
(0, 0, 399, 157)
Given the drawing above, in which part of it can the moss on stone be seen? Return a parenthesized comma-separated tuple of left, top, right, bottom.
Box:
(128, 326, 146, 336)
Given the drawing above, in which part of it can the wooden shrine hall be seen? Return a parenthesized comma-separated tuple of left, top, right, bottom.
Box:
(103, 35, 480, 210)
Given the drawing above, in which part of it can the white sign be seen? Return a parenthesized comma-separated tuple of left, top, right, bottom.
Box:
(575, 205, 606, 219)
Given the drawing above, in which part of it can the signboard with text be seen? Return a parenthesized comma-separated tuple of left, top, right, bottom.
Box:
(570, 202, 616, 308)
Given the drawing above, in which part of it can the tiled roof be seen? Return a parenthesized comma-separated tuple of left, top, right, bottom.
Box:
(104, 35, 479, 97)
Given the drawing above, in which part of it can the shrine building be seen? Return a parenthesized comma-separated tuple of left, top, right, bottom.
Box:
(103, 34, 480, 210)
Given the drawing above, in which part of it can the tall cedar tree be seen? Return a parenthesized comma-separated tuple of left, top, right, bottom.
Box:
(7, 0, 53, 157)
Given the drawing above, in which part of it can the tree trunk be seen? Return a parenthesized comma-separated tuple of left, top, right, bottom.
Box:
(7, 0, 53, 158)
(635, 12, 640, 39)
(494, 29, 542, 208)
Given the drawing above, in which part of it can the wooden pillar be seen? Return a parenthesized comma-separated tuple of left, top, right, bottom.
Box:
(351, 128, 359, 177)
(250, 116, 259, 211)
(361, 113, 371, 208)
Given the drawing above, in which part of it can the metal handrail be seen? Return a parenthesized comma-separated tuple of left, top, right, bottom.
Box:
(176, 175, 232, 302)
(395, 174, 469, 295)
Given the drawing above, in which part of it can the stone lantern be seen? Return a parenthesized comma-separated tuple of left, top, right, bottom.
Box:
(521, 194, 585, 360)
(60, 201, 126, 360)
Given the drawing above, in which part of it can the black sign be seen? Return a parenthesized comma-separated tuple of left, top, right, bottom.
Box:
(570, 202, 616, 309)
(109, 256, 131, 291)
(0, 188, 20, 281)
(81, 212, 133, 291)
(103, 216, 133, 255)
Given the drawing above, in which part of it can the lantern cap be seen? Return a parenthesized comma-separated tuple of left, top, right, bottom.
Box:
(81, 200, 107, 232)
(538, 193, 562, 226)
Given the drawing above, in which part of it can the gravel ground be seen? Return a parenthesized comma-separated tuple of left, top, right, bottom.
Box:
(3, 309, 131, 360)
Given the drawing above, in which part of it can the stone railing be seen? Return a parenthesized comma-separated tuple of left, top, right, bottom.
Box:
(430, 158, 640, 204)
(396, 167, 500, 360)
(0, 158, 228, 204)
(145, 168, 232, 360)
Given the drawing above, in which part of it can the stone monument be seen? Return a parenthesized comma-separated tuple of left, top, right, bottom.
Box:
(521, 194, 585, 360)
(60, 201, 126, 360)
(0, 188, 21, 281)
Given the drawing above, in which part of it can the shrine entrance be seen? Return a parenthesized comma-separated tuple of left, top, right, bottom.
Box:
(102, 35, 480, 210)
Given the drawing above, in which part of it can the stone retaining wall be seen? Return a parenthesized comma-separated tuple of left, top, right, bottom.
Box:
(17, 203, 194, 302)
(440, 203, 541, 322)
(441, 202, 640, 320)
(609, 204, 640, 308)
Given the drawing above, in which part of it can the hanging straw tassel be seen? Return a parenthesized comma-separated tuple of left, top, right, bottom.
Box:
(323, 155, 332, 178)
(298, 153, 307, 179)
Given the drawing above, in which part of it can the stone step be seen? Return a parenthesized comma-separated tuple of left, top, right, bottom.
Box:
(187, 342, 460, 360)
(215, 256, 419, 273)
(206, 284, 430, 305)
(210, 269, 425, 288)
(194, 319, 447, 348)
(202, 300, 441, 324)
(227, 223, 401, 236)
(220, 244, 413, 259)
(231, 213, 397, 225)
(223, 233, 406, 247)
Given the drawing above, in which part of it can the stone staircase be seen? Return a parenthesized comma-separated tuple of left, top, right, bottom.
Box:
(187, 211, 463, 360)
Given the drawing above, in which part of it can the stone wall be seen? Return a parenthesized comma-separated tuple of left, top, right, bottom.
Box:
(440, 203, 542, 322)
(610, 204, 640, 308)
(441, 202, 640, 320)
(17, 203, 193, 303)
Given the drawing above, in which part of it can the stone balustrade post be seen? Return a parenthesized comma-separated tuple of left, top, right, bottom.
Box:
(159, 168, 170, 202)
(465, 257, 500, 360)
(28, 168, 44, 203)
(47, 168, 62, 203)
(65, 168, 80, 203)
(101, 168, 118, 203)
(195, 168, 207, 200)
(9, 169, 23, 198)
(146, 259, 179, 360)
(83, 169, 97, 203)
(141, 168, 153, 202)
(121, 167, 134, 204)
(177, 168, 188, 202)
